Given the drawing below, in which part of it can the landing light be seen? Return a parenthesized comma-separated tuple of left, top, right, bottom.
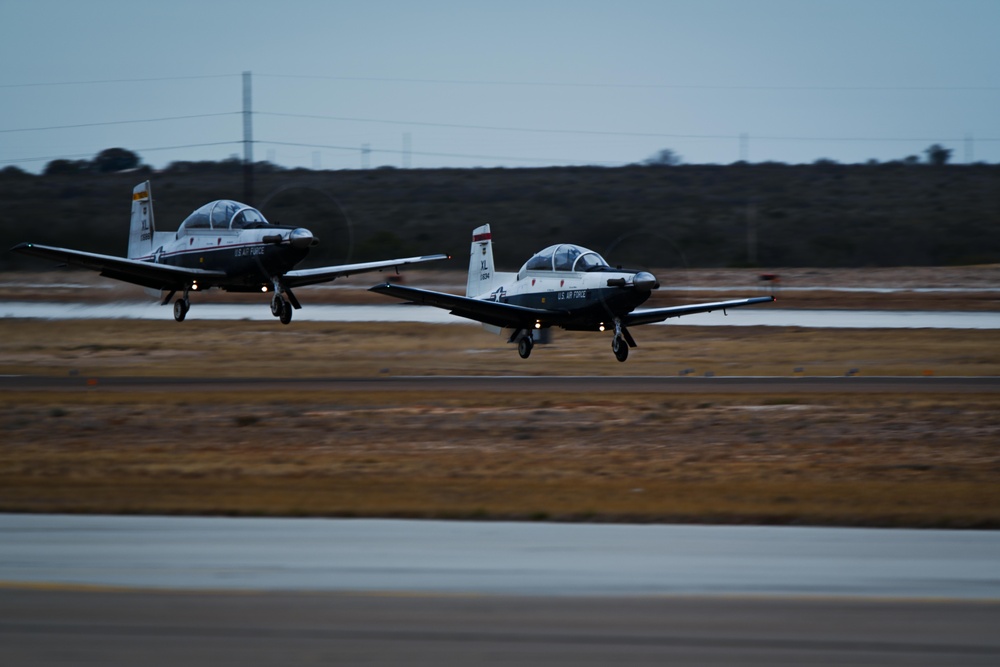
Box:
(261, 286, 268, 293)
(599, 324, 605, 332)
(534, 321, 542, 329)
(191, 282, 199, 291)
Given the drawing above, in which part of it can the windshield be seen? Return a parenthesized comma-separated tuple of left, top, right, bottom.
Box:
(519, 244, 609, 273)
(178, 200, 269, 232)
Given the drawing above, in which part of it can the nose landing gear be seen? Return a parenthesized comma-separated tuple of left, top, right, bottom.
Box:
(269, 278, 295, 325)
(611, 317, 633, 362)
(612, 335, 628, 362)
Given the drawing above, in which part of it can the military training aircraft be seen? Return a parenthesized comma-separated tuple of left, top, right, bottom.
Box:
(370, 224, 774, 361)
(12, 181, 448, 323)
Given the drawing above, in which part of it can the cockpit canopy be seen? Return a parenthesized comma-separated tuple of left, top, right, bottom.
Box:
(177, 200, 270, 234)
(519, 243, 610, 274)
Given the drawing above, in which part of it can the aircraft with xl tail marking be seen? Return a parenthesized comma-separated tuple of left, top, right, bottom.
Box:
(12, 181, 448, 323)
(370, 224, 774, 362)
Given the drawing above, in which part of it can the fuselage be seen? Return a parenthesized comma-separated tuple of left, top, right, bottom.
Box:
(471, 241, 657, 332)
(131, 198, 314, 292)
(483, 268, 653, 331)
(136, 227, 310, 290)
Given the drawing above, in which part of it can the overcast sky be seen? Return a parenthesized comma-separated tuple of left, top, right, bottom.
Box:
(2, 0, 997, 172)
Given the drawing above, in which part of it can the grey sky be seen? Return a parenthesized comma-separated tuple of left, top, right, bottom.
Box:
(1, 0, 997, 172)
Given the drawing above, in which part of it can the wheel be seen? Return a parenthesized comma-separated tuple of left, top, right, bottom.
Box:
(517, 336, 533, 359)
(279, 300, 293, 325)
(270, 296, 283, 317)
(173, 298, 188, 322)
(612, 336, 629, 362)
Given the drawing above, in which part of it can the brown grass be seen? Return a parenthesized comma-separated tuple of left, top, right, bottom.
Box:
(2, 379, 999, 527)
(2, 313, 999, 527)
(2, 319, 1000, 378)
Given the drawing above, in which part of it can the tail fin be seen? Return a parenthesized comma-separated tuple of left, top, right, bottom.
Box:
(128, 181, 155, 259)
(466, 224, 496, 297)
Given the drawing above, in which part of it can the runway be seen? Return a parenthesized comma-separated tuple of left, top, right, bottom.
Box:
(2, 373, 999, 394)
(2, 515, 999, 665)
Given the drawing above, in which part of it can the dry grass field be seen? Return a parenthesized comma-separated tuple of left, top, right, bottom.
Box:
(2, 314, 999, 527)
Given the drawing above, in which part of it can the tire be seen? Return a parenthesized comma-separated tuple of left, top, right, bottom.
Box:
(173, 299, 188, 322)
(518, 336, 533, 359)
(271, 297, 283, 317)
(612, 337, 628, 362)
(279, 300, 293, 325)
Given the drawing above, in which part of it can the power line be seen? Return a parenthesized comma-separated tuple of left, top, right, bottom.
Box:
(258, 140, 624, 166)
(0, 74, 237, 89)
(257, 73, 1000, 92)
(257, 111, 725, 139)
(0, 112, 240, 134)
(256, 111, 1000, 143)
(0, 142, 241, 165)
(4, 72, 996, 92)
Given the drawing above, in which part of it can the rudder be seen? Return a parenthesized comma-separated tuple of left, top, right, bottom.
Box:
(128, 181, 155, 259)
(466, 224, 496, 297)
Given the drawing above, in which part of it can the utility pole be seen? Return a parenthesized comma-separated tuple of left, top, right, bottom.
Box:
(243, 71, 254, 205)
(746, 199, 758, 266)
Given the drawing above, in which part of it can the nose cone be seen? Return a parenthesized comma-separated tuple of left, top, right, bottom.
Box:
(632, 271, 659, 291)
(288, 227, 316, 249)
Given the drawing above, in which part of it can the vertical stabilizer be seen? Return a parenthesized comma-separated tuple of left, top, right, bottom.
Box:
(466, 224, 496, 297)
(128, 181, 155, 259)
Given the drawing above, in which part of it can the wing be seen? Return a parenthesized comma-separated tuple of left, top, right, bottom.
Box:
(369, 283, 572, 329)
(283, 254, 450, 288)
(11, 242, 226, 291)
(623, 296, 775, 327)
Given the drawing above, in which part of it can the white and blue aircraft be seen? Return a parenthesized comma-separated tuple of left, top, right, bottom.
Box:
(12, 181, 447, 323)
(371, 224, 774, 361)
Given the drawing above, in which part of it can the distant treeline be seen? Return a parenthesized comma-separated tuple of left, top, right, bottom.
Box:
(3, 160, 999, 270)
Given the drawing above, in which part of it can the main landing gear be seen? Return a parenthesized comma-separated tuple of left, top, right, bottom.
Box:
(509, 328, 535, 359)
(171, 285, 192, 322)
(518, 335, 534, 359)
(173, 297, 189, 322)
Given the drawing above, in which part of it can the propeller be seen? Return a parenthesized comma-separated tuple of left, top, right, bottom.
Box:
(258, 184, 354, 266)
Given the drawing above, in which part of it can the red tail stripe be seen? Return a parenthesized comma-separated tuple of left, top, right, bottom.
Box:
(472, 233, 492, 242)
